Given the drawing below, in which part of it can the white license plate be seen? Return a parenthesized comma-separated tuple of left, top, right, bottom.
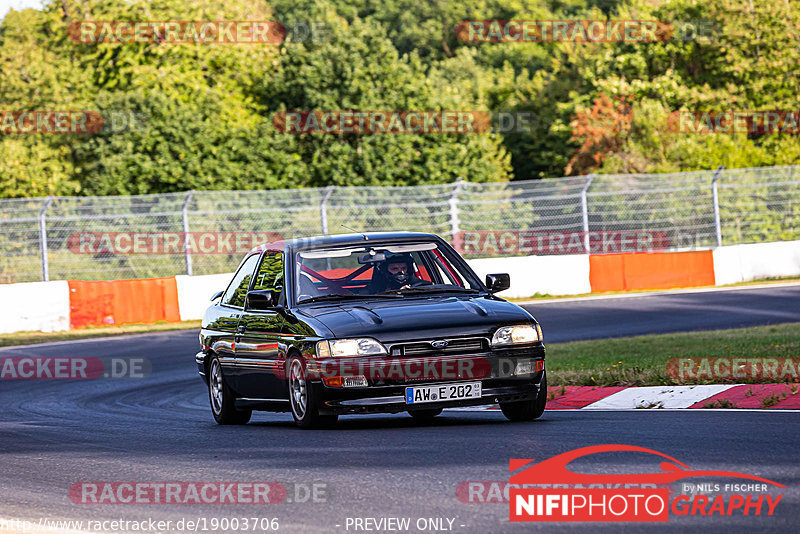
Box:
(405, 382, 482, 404)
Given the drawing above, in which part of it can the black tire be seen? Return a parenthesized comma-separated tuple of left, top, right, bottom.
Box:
(208, 356, 252, 425)
(408, 408, 443, 423)
(287, 357, 338, 429)
(500, 372, 547, 422)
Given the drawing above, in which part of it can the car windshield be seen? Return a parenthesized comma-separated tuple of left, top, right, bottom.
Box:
(294, 241, 482, 304)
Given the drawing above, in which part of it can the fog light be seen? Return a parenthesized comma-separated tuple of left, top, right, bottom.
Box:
(515, 359, 534, 375)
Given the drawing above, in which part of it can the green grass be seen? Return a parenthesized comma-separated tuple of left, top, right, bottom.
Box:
(546, 322, 800, 387)
(703, 399, 737, 409)
(0, 321, 201, 347)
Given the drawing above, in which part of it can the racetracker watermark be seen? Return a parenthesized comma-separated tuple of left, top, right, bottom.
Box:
(2, 517, 281, 533)
(67, 232, 283, 255)
(668, 110, 800, 134)
(273, 111, 536, 134)
(456, 20, 714, 43)
(0, 111, 104, 134)
(68, 482, 329, 505)
(282, 357, 542, 383)
(453, 230, 670, 256)
(667, 357, 800, 381)
(68, 21, 286, 44)
(0, 357, 149, 379)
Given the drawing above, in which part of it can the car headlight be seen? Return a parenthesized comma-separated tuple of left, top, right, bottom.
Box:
(316, 338, 388, 358)
(491, 325, 540, 346)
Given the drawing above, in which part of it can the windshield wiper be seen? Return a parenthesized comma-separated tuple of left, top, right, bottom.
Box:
(297, 293, 402, 304)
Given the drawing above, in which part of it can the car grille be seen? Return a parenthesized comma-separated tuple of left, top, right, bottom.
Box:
(389, 337, 487, 357)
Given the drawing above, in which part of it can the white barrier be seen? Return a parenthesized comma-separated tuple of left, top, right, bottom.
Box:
(0, 280, 70, 334)
(175, 273, 234, 321)
(467, 254, 591, 298)
(2, 240, 799, 335)
(713, 239, 800, 285)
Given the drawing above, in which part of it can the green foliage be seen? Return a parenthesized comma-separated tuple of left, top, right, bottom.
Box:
(261, 18, 511, 187)
(0, 0, 798, 197)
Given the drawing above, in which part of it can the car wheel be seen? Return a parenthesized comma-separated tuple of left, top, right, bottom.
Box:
(408, 408, 443, 423)
(288, 357, 338, 429)
(500, 372, 547, 422)
(208, 356, 251, 425)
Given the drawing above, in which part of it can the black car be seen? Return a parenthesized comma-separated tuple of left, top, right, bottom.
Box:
(195, 232, 546, 428)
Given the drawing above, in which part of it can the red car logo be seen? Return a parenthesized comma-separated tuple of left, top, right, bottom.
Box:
(510, 444, 785, 487)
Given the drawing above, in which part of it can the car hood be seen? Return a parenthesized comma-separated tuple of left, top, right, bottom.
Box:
(296, 296, 534, 342)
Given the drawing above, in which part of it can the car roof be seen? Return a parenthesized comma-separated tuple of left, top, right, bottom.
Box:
(248, 231, 442, 255)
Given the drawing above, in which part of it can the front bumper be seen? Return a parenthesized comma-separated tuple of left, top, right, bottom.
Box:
(195, 351, 207, 379)
(194, 345, 545, 415)
(314, 344, 545, 415)
(322, 381, 541, 415)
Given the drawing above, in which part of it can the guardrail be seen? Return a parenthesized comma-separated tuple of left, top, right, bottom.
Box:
(1, 165, 798, 283)
(4, 239, 799, 334)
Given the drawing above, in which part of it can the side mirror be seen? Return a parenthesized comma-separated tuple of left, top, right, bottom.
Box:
(246, 289, 278, 310)
(211, 290, 223, 301)
(485, 273, 511, 293)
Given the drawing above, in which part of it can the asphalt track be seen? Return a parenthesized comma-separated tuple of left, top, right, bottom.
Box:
(1, 284, 799, 533)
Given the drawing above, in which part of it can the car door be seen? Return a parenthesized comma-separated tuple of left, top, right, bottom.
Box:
(233, 249, 287, 400)
(213, 253, 261, 393)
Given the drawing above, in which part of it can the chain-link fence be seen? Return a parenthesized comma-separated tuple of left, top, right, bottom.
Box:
(1, 165, 798, 283)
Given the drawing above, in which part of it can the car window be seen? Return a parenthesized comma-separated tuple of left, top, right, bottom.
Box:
(222, 254, 261, 308)
(253, 251, 285, 299)
(300, 254, 373, 283)
(430, 249, 465, 287)
(294, 242, 479, 302)
(406, 251, 433, 283)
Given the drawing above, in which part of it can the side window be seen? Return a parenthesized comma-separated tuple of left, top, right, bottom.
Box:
(253, 251, 285, 298)
(428, 250, 466, 287)
(409, 252, 433, 283)
(222, 254, 261, 307)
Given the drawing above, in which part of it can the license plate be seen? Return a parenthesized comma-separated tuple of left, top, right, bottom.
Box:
(405, 382, 482, 404)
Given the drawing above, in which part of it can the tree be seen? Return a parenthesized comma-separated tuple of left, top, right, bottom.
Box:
(260, 16, 511, 187)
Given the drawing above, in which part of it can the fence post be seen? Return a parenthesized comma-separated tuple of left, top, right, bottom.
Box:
(182, 190, 194, 276)
(319, 185, 335, 235)
(711, 165, 725, 247)
(449, 177, 464, 237)
(580, 174, 594, 253)
(38, 196, 55, 282)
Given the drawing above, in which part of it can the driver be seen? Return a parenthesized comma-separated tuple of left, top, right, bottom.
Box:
(372, 253, 431, 292)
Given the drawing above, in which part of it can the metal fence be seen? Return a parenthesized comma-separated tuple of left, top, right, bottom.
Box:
(1, 165, 799, 283)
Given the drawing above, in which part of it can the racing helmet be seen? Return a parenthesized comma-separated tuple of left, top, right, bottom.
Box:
(379, 252, 414, 288)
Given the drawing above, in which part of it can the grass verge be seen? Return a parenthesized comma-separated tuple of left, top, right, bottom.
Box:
(0, 321, 201, 348)
(546, 322, 800, 387)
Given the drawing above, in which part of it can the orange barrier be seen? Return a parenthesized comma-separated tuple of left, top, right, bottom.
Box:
(68, 277, 180, 329)
(589, 251, 715, 292)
